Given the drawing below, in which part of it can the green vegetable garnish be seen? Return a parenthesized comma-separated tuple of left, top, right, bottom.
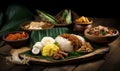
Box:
(102, 31, 107, 35)
(36, 9, 58, 24)
(66, 10, 72, 24)
(54, 42, 59, 46)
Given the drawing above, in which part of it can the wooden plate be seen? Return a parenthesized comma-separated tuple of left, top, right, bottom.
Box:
(18, 46, 109, 65)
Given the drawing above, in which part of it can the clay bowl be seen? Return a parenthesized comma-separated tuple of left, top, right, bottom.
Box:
(20, 20, 55, 33)
(84, 27, 119, 44)
(2, 31, 29, 48)
(74, 21, 93, 35)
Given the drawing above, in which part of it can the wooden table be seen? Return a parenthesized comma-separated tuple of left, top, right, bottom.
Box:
(0, 18, 120, 71)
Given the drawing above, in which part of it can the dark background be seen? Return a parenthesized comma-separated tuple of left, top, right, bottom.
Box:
(0, 1, 120, 71)
(0, 0, 120, 18)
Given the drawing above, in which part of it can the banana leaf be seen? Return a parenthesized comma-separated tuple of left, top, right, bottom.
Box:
(0, 5, 34, 37)
(66, 10, 72, 24)
(30, 27, 70, 47)
(21, 39, 109, 63)
(0, 11, 3, 28)
(21, 28, 109, 63)
(36, 9, 57, 24)
(61, 9, 68, 19)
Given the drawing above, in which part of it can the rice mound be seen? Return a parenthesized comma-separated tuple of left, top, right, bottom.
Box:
(55, 36, 73, 52)
(55, 33, 85, 52)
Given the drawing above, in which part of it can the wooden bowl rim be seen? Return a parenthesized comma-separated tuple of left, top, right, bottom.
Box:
(3, 31, 29, 42)
(84, 27, 119, 38)
(20, 20, 55, 31)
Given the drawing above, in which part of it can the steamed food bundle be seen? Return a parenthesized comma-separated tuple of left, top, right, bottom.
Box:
(36, 9, 72, 25)
(55, 9, 72, 24)
(31, 34, 94, 60)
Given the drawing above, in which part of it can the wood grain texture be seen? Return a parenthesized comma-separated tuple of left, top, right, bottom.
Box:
(74, 60, 105, 71)
(19, 47, 109, 65)
(43, 65, 76, 71)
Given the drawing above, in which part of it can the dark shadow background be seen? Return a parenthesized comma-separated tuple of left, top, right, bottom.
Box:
(0, 0, 120, 18)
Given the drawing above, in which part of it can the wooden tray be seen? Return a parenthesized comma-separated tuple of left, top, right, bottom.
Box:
(18, 46, 109, 65)
(10, 28, 110, 65)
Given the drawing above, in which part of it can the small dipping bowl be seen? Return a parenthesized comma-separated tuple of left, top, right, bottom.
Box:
(2, 31, 29, 48)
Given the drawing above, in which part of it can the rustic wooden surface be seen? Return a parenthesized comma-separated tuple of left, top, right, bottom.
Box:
(0, 18, 120, 71)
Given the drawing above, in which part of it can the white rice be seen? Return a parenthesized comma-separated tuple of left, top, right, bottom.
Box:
(55, 36, 73, 52)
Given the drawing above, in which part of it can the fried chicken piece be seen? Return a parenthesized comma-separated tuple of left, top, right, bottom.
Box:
(58, 50, 68, 57)
(77, 42, 94, 52)
(53, 53, 64, 60)
(52, 50, 68, 60)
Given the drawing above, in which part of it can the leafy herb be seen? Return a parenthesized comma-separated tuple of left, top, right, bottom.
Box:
(54, 42, 59, 46)
(69, 52, 80, 56)
(36, 9, 57, 24)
